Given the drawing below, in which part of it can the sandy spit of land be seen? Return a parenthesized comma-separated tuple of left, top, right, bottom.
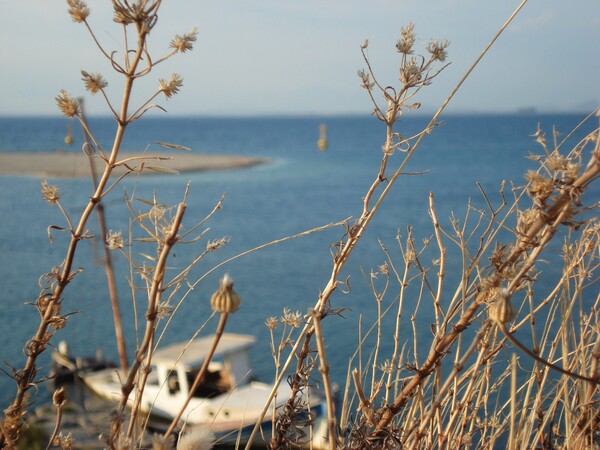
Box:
(0, 151, 269, 178)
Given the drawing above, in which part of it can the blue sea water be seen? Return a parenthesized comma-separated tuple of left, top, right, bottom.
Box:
(0, 113, 596, 414)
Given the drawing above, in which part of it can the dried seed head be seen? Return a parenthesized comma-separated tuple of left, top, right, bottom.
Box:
(488, 288, 516, 324)
(281, 308, 302, 328)
(265, 316, 279, 330)
(210, 274, 240, 313)
(399, 58, 421, 86)
(546, 153, 568, 172)
(106, 230, 124, 250)
(357, 69, 375, 91)
(113, 434, 134, 450)
(176, 427, 215, 450)
(517, 208, 542, 234)
(378, 261, 389, 276)
(426, 39, 450, 62)
(113, 9, 133, 25)
(206, 237, 229, 252)
(52, 432, 74, 449)
(52, 386, 67, 408)
(563, 162, 580, 182)
(379, 359, 395, 374)
(151, 433, 175, 450)
(55, 89, 80, 117)
(159, 74, 183, 99)
(41, 180, 61, 205)
(404, 246, 416, 264)
(360, 39, 369, 49)
(112, 0, 159, 29)
(81, 71, 108, 94)
(525, 170, 554, 203)
(170, 27, 198, 53)
(396, 23, 416, 55)
(532, 125, 547, 147)
(66, 0, 90, 23)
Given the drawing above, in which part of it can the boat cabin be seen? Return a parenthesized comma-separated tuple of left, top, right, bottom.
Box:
(146, 333, 255, 400)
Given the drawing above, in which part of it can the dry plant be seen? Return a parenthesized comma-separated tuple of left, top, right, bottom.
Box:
(337, 115, 600, 448)
(243, 8, 519, 447)
(244, 22, 453, 450)
(350, 86, 599, 449)
(101, 187, 231, 448)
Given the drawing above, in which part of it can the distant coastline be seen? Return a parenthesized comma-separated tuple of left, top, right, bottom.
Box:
(0, 110, 593, 120)
(0, 151, 269, 178)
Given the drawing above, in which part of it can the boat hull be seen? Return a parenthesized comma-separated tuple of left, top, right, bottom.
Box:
(83, 368, 329, 448)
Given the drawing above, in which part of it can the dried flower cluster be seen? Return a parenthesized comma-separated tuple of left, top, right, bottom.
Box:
(66, 0, 89, 23)
(265, 308, 305, 331)
(170, 27, 198, 53)
(175, 428, 215, 450)
(106, 230, 124, 250)
(112, 0, 160, 31)
(41, 180, 61, 205)
(357, 69, 375, 91)
(378, 261, 389, 276)
(159, 73, 184, 99)
(357, 22, 450, 149)
(265, 316, 279, 330)
(51, 432, 74, 450)
(524, 169, 555, 206)
(426, 40, 450, 62)
(206, 236, 229, 252)
(81, 70, 108, 94)
(516, 208, 542, 237)
(55, 89, 80, 118)
(151, 433, 174, 450)
(395, 23, 416, 55)
(281, 308, 303, 328)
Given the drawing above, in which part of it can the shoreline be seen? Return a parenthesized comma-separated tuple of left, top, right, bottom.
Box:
(0, 151, 269, 178)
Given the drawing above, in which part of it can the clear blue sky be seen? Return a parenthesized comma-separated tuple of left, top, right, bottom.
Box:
(1, 0, 598, 116)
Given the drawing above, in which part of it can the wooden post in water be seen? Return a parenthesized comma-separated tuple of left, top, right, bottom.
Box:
(79, 98, 129, 371)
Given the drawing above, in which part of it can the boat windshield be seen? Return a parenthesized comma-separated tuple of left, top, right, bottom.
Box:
(187, 367, 231, 398)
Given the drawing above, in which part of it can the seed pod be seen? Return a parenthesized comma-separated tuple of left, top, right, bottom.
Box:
(210, 274, 240, 314)
(53, 386, 67, 408)
(488, 288, 516, 324)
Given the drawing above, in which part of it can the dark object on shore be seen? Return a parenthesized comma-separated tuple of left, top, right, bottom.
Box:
(49, 341, 117, 387)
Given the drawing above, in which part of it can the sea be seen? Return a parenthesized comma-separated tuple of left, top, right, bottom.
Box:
(0, 113, 597, 415)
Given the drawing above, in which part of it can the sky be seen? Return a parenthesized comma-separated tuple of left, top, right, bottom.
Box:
(0, 0, 598, 116)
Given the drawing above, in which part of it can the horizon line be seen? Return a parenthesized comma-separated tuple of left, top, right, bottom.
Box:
(0, 108, 595, 120)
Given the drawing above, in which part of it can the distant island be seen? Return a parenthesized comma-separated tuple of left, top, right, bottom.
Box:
(515, 107, 538, 115)
(0, 151, 269, 178)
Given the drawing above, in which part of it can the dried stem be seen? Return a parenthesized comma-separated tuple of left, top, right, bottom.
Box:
(497, 322, 599, 384)
(45, 388, 66, 450)
(312, 309, 337, 449)
(109, 201, 187, 445)
(2, 40, 145, 447)
(80, 99, 129, 372)
(163, 312, 229, 440)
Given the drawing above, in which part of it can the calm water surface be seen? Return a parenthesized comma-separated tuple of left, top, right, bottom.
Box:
(0, 113, 595, 410)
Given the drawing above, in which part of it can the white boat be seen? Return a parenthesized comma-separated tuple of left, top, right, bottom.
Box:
(82, 333, 329, 447)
